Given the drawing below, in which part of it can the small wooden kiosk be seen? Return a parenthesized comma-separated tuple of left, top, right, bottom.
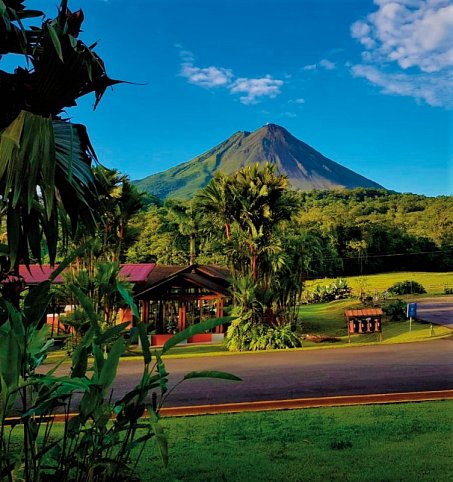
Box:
(345, 308, 384, 342)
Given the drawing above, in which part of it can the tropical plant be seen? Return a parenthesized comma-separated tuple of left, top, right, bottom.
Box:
(305, 278, 352, 304)
(0, 262, 239, 481)
(55, 261, 136, 349)
(194, 172, 235, 240)
(94, 167, 144, 261)
(209, 165, 305, 351)
(0, 0, 121, 273)
(248, 323, 301, 351)
(165, 200, 200, 264)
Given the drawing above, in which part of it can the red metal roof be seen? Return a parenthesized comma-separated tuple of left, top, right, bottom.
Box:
(19, 265, 64, 284)
(18, 263, 156, 285)
(345, 308, 384, 317)
(118, 264, 156, 283)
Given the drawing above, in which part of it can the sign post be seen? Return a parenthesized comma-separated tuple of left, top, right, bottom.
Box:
(406, 303, 417, 332)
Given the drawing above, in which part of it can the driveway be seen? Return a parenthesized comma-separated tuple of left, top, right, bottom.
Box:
(111, 338, 453, 407)
(416, 296, 453, 330)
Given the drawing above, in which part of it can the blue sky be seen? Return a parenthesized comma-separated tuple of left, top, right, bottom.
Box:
(17, 1, 453, 195)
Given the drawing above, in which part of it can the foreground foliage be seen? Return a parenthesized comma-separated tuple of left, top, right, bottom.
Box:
(0, 266, 238, 481)
(0, 0, 122, 271)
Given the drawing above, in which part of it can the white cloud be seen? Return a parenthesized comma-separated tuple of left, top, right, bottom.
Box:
(352, 0, 453, 73)
(280, 111, 297, 118)
(293, 98, 305, 104)
(229, 76, 283, 104)
(351, 64, 453, 107)
(350, 0, 453, 108)
(319, 59, 336, 70)
(177, 48, 284, 104)
(180, 63, 233, 88)
(302, 60, 336, 71)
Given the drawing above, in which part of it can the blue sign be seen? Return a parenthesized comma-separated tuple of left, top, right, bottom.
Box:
(407, 303, 417, 318)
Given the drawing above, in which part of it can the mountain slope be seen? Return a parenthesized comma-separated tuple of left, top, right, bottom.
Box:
(135, 124, 383, 199)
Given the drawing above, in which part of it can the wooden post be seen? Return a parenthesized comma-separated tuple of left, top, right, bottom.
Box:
(140, 300, 149, 324)
(215, 298, 224, 333)
(178, 303, 187, 332)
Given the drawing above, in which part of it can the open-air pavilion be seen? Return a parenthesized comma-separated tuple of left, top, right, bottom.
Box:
(17, 262, 231, 342)
(134, 264, 230, 344)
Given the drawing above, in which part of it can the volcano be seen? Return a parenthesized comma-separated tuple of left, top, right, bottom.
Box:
(134, 124, 383, 199)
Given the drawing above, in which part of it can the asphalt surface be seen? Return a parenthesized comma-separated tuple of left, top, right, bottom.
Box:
(31, 296, 452, 414)
(106, 337, 453, 408)
(417, 296, 453, 329)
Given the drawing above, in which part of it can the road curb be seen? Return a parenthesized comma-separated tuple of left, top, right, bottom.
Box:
(4, 390, 453, 424)
(159, 389, 453, 416)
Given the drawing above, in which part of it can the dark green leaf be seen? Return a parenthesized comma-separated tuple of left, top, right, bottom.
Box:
(137, 322, 151, 365)
(47, 23, 63, 61)
(116, 282, 139, 319)
(98, 337, 126, 391)
(161, 316, 232, 354)
(183, 371, 242, 382)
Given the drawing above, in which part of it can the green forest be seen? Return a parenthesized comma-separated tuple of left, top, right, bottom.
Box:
(126, 186, 453, 278)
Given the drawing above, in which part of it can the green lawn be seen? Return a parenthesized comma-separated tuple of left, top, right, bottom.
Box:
(135, 400, 453, 481)
(7, 401, 452, 481)
(306, 271, 453, 296)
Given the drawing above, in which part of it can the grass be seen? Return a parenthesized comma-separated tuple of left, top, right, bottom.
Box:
(135, 400, 453, 481)
(305, 271, 453, 296)
(6, 401, 453, 481)
(299, 299, 355, 336)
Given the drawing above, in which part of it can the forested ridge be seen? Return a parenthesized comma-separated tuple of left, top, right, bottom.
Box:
(126, 188, 453, 278)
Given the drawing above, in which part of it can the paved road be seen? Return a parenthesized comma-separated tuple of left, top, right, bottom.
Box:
(417, 296, 453, 329)
(109, 338, 453, 407)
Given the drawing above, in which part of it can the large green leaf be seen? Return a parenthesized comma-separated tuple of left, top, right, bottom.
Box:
(23, 281, 52, 327)
(161, 316, 232, 354)
(46, 23, 63, 62)
(0, 111, 100, 268)
(116, 282, 139, 319)
(97, 337, 126, 391)
(183, 371, 242, 382)
(148, 410, 168, 467)
(0, 326, 21, 393)
(137, 322, 151, 365)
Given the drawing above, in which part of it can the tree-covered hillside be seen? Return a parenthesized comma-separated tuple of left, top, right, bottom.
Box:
(126, 187, 453, 277)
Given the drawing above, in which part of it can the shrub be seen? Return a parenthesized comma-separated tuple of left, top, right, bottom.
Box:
(444, 287, 453, 295)
(387, 280, 426, 295)
(249, 323, 301, 351)
(225, 320, 301, 351)
(383, 299, 407, 321)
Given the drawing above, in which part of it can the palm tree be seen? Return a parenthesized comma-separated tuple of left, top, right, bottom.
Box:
(94, 167, 144, 261)
(228, 162, 299, 281)
(0, 0, 120, 275)
(166, 200, 200, 265)
(194, 172, 236, 240)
